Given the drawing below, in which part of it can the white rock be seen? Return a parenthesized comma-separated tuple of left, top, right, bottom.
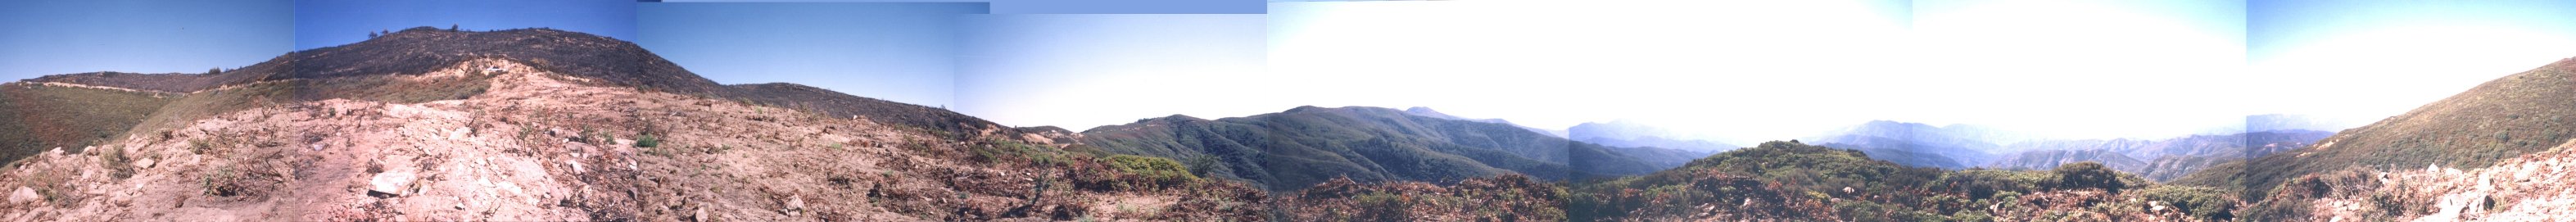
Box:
(134, 158, 156, 170)
(786, 195, 806, 210)
(9, 187, 38, 204)
(370, 170, 417, 196)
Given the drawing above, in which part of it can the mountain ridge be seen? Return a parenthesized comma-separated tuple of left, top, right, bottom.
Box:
(1075, 105, 1690, 191)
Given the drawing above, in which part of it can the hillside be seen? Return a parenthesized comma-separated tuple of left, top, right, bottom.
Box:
(2180, 57, 2576, 205)
(12, 27, 1019, 143)
(0, 60, 1266, 221)
(1076, 106, 1682, 191)
(1275, 174, 1567, 221)
(1567, 141, 2235, 221)
(2255, 138, 2576, 221)
(0, 82, 181, 165)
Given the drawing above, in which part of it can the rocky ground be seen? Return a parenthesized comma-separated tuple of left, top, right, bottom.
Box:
(2293, 138, 2576, 221)
(0, 59, 1264, 221)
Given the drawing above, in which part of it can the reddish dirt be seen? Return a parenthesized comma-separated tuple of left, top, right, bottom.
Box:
(0, 60, 1265, 221)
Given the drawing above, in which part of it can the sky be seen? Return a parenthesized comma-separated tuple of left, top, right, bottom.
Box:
(661, 0, 1261, 14)
(954, 14, 1268, 129)
(0, 0, 292, 80)
(2245, 0, 2576, 129)
(639, 2, 986, 108)
(296, 0, 636, 50)
(1247, 0, 2576, 144)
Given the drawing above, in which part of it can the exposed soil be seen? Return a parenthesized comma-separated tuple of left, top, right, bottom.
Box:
(0, 60, 1265, 221)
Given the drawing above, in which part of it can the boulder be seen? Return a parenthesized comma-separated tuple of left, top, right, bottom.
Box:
(9, 187, 39, 204)
(369, 170, 416, 197)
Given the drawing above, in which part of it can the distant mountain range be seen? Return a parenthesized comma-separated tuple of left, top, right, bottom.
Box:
(1564, 120, 1741, 153)
(1985, 129, 2334, 181)
(1805, 120, 2008, 169)
(1077, 106, 1700, 191)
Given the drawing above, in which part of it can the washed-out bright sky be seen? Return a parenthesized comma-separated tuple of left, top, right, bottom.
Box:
(2245, 0, 2576, 131)
(1209, 0, 2572, 143)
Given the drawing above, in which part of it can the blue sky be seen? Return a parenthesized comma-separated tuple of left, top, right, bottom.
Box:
(640, 2, 985, 107)
(662, 0, 1261, 14)
(955, 14, 1266, 129)
(296, 0, 636, 50)
(0, 0, 292, 80)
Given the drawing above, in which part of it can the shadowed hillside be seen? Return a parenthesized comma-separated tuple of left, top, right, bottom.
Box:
(0, 83, 178, 165)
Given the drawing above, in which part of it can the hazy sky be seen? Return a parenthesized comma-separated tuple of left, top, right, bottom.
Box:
(2245, 0, 2576, 129)
(295, 0, 636, 51)
(1259, 0, 2571, 143)
(0, 0, 292, 80)
(639, 2, 985, 108)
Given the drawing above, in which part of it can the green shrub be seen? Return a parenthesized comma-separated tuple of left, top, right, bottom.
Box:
(635, 134, 659, 147)
(201, 165, 242, 197)
(1106, 155, 1197, 188)
(2139, 186, 2238, 220)
(2050, 161, 2127, 193)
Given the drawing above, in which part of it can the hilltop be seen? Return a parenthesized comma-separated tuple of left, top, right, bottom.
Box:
(0, 27, 1023, 165)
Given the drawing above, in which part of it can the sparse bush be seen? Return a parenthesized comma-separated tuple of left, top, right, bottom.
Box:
(201, 165, 243, 197)
(2050, 161, 2126, 193)
(635, 134, 659, 147)
(99, 146, 130, 179)
(2139, 186, 2237, 220)
(189, 139, 211, 154)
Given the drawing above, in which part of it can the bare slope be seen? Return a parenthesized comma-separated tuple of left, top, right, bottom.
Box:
(2181, 57, 2576, 203)
(0, 63, 1265, 221)
(2252, 138, 2576, 221)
